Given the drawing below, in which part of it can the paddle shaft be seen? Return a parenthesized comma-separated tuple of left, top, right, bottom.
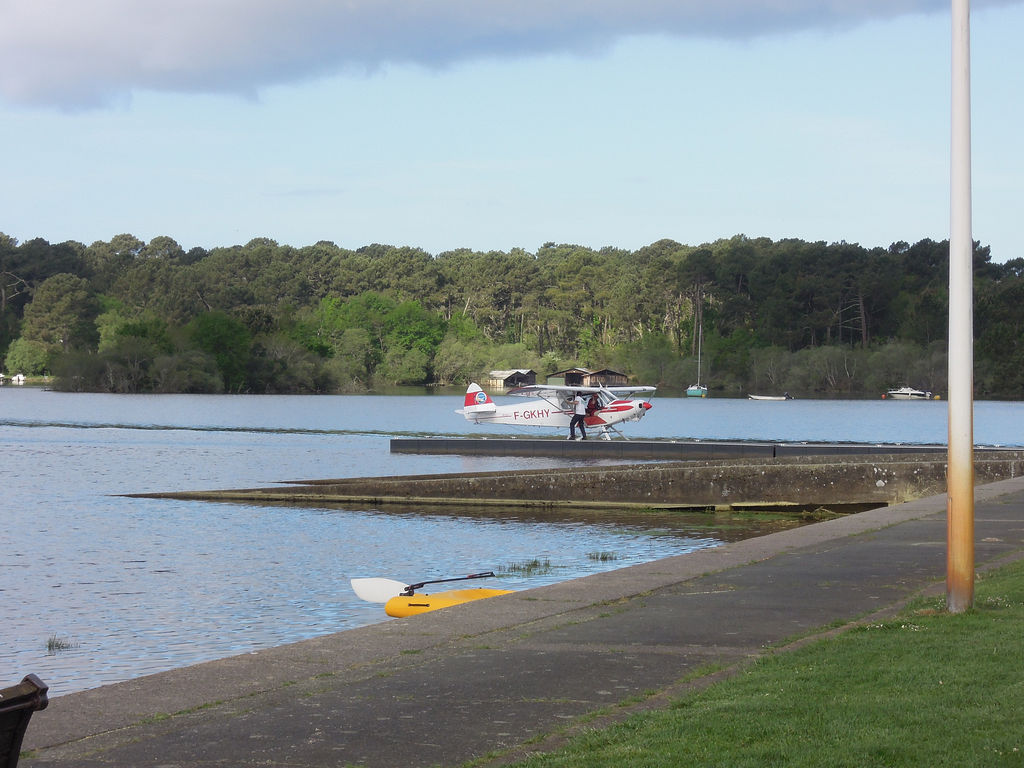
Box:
(402, 571, 496, 596)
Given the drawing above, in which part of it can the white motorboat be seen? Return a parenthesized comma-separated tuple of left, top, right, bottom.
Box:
(748, 393, 793, 401)
(885, 387, 934, 400)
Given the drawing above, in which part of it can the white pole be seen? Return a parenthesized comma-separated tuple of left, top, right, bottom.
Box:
(947, 0, 974, 613)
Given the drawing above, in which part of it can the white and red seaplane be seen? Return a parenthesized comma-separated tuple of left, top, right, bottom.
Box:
(456, 382, 655, 440)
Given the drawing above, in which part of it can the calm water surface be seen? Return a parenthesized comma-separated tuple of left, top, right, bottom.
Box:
(3, 387, 1022, 695)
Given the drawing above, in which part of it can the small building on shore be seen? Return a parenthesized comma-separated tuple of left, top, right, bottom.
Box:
(583, 369, 629, 387)
(545, 368, 630, 388)
(486, 369, 537, 389)
(545, 368, 590, 387)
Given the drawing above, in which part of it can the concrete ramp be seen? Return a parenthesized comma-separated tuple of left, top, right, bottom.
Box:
(134, 451, 1024, 511)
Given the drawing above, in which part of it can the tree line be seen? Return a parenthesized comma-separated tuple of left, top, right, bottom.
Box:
(2, 231, 1023, 397)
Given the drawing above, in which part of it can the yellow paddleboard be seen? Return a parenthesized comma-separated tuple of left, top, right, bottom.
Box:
(385, 588, 513, 617)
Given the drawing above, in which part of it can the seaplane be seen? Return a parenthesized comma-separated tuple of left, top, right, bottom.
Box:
(456, 381, 655, 440)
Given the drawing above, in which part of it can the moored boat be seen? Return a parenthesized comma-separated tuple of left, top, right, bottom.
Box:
(686, 320, 708, 397)
(748, 393, 793, 401)
(884, 387, 935, 400)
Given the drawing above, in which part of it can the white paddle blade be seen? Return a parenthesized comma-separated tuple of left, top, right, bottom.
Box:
(350, 577, 409, 603)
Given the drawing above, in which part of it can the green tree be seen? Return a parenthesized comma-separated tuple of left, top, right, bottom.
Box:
(385, 300, 446, 357)
(95, 335, 163, 393)
(894, 239, 949, 345)
(3, 337, 50, 375)
(247, 334, 332, 394)
(864, 342, 924, 391)
(140, 235, 185, 261)
(613, 333, 686, 388)
(20, 273, 99, 352)
(50, 349, 107, 391)
(187, 312, 251, 392)
(0, 234, 32, 346)
(748, 346, 790, 392)
(377, 346, 430, 385)
(976, 275, 1024, 396)
(329, 327, 373, 388)
(151, 351, 224, 393)
(432, 336, 490, 385)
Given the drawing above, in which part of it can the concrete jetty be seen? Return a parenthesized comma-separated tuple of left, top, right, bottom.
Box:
(136, 449, 1024, 511)
(22, 476, 1024, 767)
(389, 437, 951, 459)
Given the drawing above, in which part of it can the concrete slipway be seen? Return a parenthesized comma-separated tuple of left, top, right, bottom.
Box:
(137, 445, 1024, 511)
(20, 475, 1024, 767)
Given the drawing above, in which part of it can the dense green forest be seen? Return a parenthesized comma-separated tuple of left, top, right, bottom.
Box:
(2, 231, 1023, 397)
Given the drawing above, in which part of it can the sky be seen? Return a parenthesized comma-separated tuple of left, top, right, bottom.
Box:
(1, 0, 1022, 262)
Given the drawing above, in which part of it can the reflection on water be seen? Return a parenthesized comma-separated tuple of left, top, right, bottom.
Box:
(3, 388, 1023, 696)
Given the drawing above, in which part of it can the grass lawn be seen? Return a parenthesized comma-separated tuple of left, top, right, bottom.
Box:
(503, 559, 1024, 767)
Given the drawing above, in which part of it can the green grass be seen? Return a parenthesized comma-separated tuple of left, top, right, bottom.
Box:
(45, 634, 78, 652)
(505, 560, 1024, 767)
(502, 558, 555, 576)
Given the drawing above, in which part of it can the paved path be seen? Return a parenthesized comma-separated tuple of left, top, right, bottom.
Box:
(22, 477, 1024, 767)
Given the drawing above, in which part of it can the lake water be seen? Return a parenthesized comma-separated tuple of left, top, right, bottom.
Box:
(3, 386, 1022, 696)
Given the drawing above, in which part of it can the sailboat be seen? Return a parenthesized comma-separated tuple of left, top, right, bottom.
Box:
(686, 321, 708, 398)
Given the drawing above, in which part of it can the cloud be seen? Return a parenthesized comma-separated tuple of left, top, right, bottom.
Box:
(1, 0, 1018, 109)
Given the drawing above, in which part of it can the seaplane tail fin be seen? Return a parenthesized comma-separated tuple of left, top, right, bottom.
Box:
(456, 382, 496, 418)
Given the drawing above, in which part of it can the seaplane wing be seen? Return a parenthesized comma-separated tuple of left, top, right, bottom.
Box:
(455, 382, 654, 439)
(506, 384, 657, 399)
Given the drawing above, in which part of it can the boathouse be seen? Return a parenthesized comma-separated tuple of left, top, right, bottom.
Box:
(583, 369, 628, 387)
(546, 368, 629, 387)
(545, 368, 590, 387)
(486, 369, 536, 389)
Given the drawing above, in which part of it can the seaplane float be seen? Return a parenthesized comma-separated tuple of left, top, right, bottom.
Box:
(455, 382, 656, 439)
(351, 572, 512, 617)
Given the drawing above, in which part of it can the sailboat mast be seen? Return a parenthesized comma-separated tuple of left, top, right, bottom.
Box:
(696, 323, 702, 385)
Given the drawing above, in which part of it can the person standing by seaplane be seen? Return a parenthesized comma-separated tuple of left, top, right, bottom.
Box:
(568, 392, 588, 440)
